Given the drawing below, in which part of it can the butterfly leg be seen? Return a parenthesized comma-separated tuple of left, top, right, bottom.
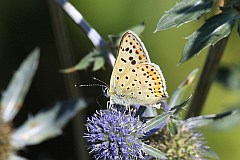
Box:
(126, 105, 132, 113)
(108, 98, 116, 111)
(106, 100, 110, 109)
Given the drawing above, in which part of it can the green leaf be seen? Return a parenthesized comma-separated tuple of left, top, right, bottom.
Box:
(200, 147, 220, 159)
(128, 21, 145, 35)
(1, 48, 40, 122)
(185, 116, 215, 128)
(142, 143, 167, 159)
(12, 99, 88, 148)
(143, 112, 171, 133)
(60, 49, 105, 73)
(59, 52, 95, 73)
(185, 110, 233, 128)
(180, 11, 238, 63)
(75, 51, 98, 70)
(168, 68, 198, 108)
(54, 99, 89, 127)
(143, 107, 158, 117)
(155, 0, 213, 31)
(208, 109, 240, 130)
(170, 95, 192, 115)
(92, 57, 105, 71)
(109, 22, 145, 47)
(167, 119, 178, 135)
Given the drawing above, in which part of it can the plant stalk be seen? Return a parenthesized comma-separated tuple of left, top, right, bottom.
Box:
(185, 0, 229, 118)
(185, 36, 229, 118)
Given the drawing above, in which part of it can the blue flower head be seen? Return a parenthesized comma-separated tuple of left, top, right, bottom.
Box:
(85, 109, 145, 160)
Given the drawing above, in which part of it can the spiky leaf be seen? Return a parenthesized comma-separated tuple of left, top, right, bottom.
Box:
(170, 95, 192, 115)
(142, 143, 167, 159)
(60, 49, 105, 73)
(167, 119, 178, 135)
(200, 147, 220, 159)
(155, 0, 213, 31)
(185, 110, 233, 128)
(143, 112, 171, 133)
(92, 57, 105, 71)
(208, 109, 240, 130)
(1, 48, 39, 122)
(180, 11, 238, 63)
(142, 107, 158, 117)
(75, 51, 97, 70)
(11, 99, 88, 148)
(169, 68, 198, 108)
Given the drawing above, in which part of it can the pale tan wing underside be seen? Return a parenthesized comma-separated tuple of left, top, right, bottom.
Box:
(111, 63, 168, 106)
(109, 31, 168, 107)
(110, 31, 151, 93)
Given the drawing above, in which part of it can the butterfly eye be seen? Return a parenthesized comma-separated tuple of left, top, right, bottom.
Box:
(102, 87, 110, 97)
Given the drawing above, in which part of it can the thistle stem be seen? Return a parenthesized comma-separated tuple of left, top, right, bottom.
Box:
(56, 0, 115, 67)
(185, 37, 229, 118)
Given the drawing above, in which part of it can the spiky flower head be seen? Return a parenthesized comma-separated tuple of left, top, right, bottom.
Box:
(84, 109, 145, 160)
(147, 120, 216, 160)
(0, 111, 12, 160)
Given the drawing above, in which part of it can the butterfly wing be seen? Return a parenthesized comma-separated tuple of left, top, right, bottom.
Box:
(109, 31, 168, 108)
(109, 31, 151, 93)
(112, 63, 168, 108)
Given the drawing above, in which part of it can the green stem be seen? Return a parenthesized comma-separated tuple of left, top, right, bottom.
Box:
(185, 36, 229, 118)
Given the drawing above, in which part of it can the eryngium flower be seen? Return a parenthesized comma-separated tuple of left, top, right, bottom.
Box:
(147, 120, 212, 160)
(0, 111, 12, 160)
(85, 109, 145, 160)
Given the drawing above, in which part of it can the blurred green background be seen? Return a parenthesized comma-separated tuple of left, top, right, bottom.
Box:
(0, 0, 239, 159)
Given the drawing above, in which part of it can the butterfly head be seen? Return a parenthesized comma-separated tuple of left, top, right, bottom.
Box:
(102, 86, 110, 98)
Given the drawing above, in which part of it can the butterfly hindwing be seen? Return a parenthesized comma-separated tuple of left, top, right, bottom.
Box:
(113, 63, 167, 106)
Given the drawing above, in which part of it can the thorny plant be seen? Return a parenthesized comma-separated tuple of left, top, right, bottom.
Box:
(56, 0, 240, 159)
(1, 0, 239, 159)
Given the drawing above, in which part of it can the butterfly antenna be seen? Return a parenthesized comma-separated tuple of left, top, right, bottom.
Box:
(76, 78, 109, 98)
(92, 77, 108, 86)
(75, 84, 107, 88)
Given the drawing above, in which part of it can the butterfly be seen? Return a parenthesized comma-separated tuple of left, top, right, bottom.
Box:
(106, 30, 168, 108)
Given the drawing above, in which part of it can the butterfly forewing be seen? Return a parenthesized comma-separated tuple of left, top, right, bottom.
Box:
(110, 31, 150, 90)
